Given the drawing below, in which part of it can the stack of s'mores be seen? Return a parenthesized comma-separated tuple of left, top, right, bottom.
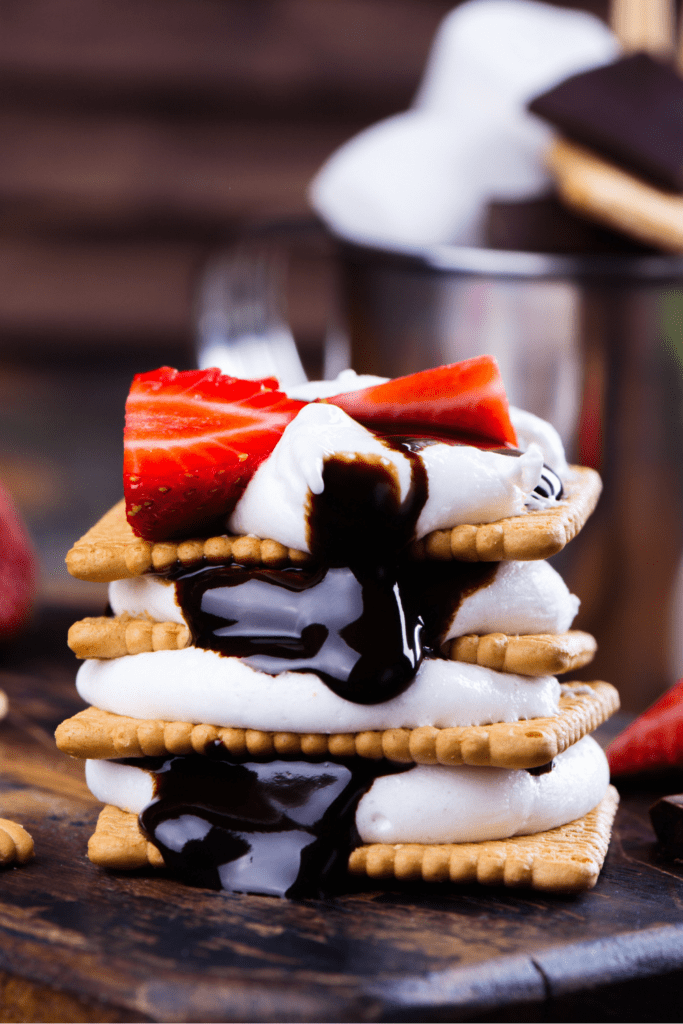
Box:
(56, 361, 619, 897)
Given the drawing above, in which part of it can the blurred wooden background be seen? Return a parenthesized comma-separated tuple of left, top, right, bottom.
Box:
(0, 0, 626, 614)
(0, 0, 610, 358)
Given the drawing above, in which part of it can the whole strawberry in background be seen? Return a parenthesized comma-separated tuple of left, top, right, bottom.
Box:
(0, 480, 36, 642)
(608, 679, 683, 777)
(0, 480, 37, 866)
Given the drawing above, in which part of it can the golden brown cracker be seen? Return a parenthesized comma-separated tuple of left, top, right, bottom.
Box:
(448, 629, 596, 676)
(0, 819, 34, 865)
(547, 138, 683, 253)
(55, 681, 618, 770)
(88, 804, 164, 870)
(411, 466, 601, 562)
(68, 611, 595, 674)
(67, 466, 600, 582)
(87, 788, 618, 893)
(68, 615, 191, 659)
(348, 785, 619, 893)
(65, 499, 311, 582)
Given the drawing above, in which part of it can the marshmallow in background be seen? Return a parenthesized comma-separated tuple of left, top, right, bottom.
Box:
(310, 0, 618, 248)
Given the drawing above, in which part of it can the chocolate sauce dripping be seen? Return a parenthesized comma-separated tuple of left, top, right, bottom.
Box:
(136, 434, 564, 896)
(173, 558, 497, 704)
(134, 750, 408, 898)
(305, 439, 428, 567)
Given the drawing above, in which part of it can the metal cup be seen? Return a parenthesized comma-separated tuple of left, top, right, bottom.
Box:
(337, 238, 683, 712)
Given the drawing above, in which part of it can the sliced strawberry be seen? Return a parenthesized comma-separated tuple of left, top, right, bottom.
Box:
(0, 483, 36, 640)
(124, 367, 305, 540)
(326, 356, 518, 447)
(607, 679, 683, 775)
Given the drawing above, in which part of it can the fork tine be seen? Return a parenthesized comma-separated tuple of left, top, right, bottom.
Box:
(196, 243, 308, 386)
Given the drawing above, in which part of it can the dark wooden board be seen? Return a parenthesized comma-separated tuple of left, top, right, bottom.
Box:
(1, 606, 683, 1023)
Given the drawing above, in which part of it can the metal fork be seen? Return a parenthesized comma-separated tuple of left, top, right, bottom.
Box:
(195, 242, 308, 386)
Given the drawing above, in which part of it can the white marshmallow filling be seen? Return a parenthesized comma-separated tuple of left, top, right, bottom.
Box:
(108, 557, 579, 644)
(76, 651, 560, 732)
(227, 403, 562, 554)
(85, 734, 609, 846)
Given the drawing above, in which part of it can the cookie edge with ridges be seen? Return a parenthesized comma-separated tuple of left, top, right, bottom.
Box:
(413, 466, 600, 562)
(85, 787, 619, 892)
(55, 680, 619, 769)
(65, 466, 601, 582)
(348, 785, 619, 893)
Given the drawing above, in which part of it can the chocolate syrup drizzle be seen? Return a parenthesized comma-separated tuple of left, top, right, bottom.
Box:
(139, 435, 561, 895)
(173, 559, 496, 705)
(135, 748, 409, 898)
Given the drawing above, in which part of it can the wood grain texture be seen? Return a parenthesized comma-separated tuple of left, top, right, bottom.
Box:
(0, 604, 681, 1024)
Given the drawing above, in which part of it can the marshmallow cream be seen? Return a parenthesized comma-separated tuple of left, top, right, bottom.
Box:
(227, 401, 561, 554)
(85, 735, 608, 846)
(108, 556, 579, 643)
(76, 652, 561, 732)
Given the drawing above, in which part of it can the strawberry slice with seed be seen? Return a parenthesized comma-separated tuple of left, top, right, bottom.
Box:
(123, 366, 305, 540)
(326, 356, 518, 447)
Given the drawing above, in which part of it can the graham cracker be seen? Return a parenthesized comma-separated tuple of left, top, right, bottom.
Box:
(86, 787, 619, 893)
(67, 612, 596, 676)
(0, 819, 33, 866)
(448, 629, 596, 676)
(68, 615, 191, 660)
(65, 499, 312, 582)
(348, 785, 619, 893)
(66, 466, 600, 582)
(88, 804, 164, 870)
(546, 138, 683, 253)
(411, 466, 601, 562)
(55, 680, 619, 770)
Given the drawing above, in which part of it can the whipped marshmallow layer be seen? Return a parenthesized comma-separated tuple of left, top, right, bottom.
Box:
(85, 734, 608, 845)
(227, 400, 563, 554)
(76, 650, 560, 732)
(109, 556, 579, 644)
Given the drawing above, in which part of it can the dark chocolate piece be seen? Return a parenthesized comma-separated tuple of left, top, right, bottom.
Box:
(650, 793, 683, 858)
(529, 53, 683, 192)
(485, 194, 655, 254)
(135, 750, 408, 898)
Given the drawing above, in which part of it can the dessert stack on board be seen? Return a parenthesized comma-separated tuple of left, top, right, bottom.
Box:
(57, 359, 619, 896)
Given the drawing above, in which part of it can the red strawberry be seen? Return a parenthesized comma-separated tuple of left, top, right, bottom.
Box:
(124, 367, 305, 540)
(0, 483, 36, 640)
(326, 356, 518, 447)
(607, 679, 683, 776)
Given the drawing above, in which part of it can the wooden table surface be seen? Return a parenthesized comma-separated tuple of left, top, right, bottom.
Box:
(0, 605, 680, 1023)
